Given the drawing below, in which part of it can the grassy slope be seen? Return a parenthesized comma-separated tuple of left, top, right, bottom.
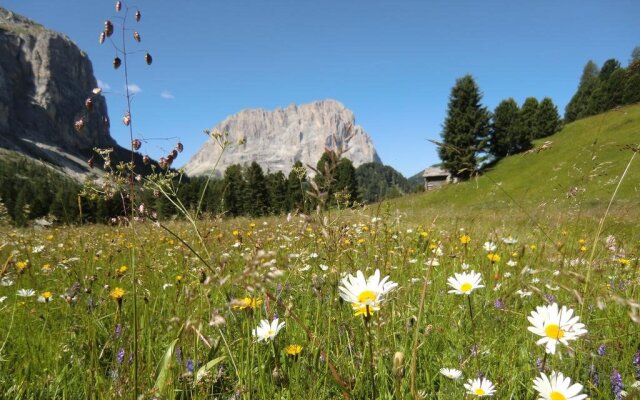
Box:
(390, 104, 640, 215)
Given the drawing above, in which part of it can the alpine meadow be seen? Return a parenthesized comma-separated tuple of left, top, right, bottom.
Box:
(0, 2, 639, 400)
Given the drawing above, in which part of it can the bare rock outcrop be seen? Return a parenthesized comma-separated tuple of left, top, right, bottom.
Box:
(184, 99, 381, 176)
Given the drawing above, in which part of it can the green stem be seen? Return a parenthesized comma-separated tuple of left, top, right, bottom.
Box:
(365, 311, 377, 399)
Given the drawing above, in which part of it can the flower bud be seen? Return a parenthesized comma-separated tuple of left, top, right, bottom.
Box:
(159, 157, 168, 169)
(132, 139, 142, 151)
(171, 149, 178, 159)
(393, 352, 405, 380)
(122, 112, 131, 126)
(135, 10, 141, 22)
(104, 20, 114, 37)
(85, 97, 93, 111)
(144, 52, 152, 65)
(113, 57, 121, 69)
(115, 1, 122, 12)
(99, 32, 106, 44)
(175, 142, 184, 153)
(133, 31, 141, 42)
(142, 155, 150, 165)
(74, 119, 85, 132)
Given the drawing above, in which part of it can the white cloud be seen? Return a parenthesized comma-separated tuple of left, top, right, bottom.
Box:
(160, 90, 174, 100)
(127, 84, 142, 94)
(97, 80, 111, 90)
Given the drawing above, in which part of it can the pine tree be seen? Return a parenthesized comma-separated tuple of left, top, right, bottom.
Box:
(520, 97, 540, 140)
(565, 60, 600, 122)
(266, 171, 287, 215)
(489, 98, 525, 159)
(222, 164, 245, 217)
(243, 162, 270, 217)
(334, 158, 359, 206)
(438, 75, 490, 179)
(534, 98, 561, 139)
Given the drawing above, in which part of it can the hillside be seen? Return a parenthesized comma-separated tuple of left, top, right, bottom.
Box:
(390, 103, 640, 216)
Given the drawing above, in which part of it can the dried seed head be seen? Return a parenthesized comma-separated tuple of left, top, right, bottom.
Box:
(74, 119, 85, 132)
(171, 149, 178, 159)
(113, 57, 121, 69)
(132, 139, 142, 151)
(393, 352, 405, 380)
(176, 142, 184, 153)
(85, 97, 94, 111)
(135, 10, 141, 22)
(166, 153, 175, 163)
(159, 157, 168, 169)
(133, 31, 141, 42)
(144, 52, 152, 65)
(122, 113, 131, 126)
(104, 20, 114, 37)
(103, 116, 110, 129)
(99, 32, 106, 44)
(142, 155, 151, 165)
(115, 1, 122, 12)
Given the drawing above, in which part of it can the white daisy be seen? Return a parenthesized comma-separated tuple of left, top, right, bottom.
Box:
(502, 237, 518, 245)
(532, 371, 587, 400)
(516, 289, 533, 298)
(252, 318, 285, 342)
(483, 242, 497, 252)
(0, 296, 7, 303)
(17, 288, 36, 297)
(464, 377, 496, 397)
(440, 368, 463, 380)
(447, 271, 484, 295)
(527, 303, 587, 354)
(338, 269, 398, 318)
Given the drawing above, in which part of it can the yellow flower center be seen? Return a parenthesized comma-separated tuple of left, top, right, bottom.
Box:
(267, 330, 275, 337)
(460, 283, 473, 293)
(550, 391, 566, 400)
(474, 388, 485, 396)
(358, 290, 377, 304)
(42, 291, 52, 299)
(545, 324, 565, 339)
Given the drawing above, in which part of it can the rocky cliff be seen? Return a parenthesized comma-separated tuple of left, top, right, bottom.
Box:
(184, 99, 381, 177)
(0, 7, 135, 178)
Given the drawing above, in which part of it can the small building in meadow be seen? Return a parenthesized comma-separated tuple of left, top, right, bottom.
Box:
(422, 166, 454, 190)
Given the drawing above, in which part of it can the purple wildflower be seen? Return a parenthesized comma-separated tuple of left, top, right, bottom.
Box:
(494, 298, 504, 310)
(611, 369, 624, 399)
(544, 293, 556, 303)
(116, 348, 125, 364)
(597, 344, 606, 357)
(115, 324, 121, 339)
(589, 364, 600, 386)
(175, 346, 182, 364)
(186, 359, 194, 373)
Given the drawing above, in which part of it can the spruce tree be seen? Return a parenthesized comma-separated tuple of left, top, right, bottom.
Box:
(489, 98, 524, 159)
(287, 161, 307, 212)
(534, 98, 561, 139)
(266, 171, 287, 215)
(334, 158, 359, 206)
(520, 97, 540, 140)
(565, 60, 600, 122)
(438, 75, 490, 179)
(244, 162, 270, 217)
(222, 164, 246, 217)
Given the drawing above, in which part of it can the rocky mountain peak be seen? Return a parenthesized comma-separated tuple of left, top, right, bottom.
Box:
(184, 99, 381, 176)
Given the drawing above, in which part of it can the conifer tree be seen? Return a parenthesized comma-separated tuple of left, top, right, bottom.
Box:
(520, 97, 540, 140)
(244, 162, 270, 217)
(438, 75, 490, 179)
(222, 164, 245, 217)
(565, 60, 600, 122)
(266, 171, 287, 215)
(334, 158, 359, 206)
(489, 98, 524, 159)
(534, 98, 561, 139)
(286, 161, 307, 212)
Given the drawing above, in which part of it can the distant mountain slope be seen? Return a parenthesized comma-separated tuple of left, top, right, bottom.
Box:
(184, 99, 381, 177)
(392, 103, 640, 211)
(0, 7, 146, 179)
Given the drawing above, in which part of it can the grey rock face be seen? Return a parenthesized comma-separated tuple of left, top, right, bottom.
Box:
(0, 7, 118, 176)
(184, 99, 381, 177)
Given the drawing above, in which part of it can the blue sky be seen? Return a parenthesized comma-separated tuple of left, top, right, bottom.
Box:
(4, 1, 639, 177)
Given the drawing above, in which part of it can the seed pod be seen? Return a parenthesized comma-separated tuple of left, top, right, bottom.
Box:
(85, 97, 94, 111)
(133, 31, 141, 42)
(103, 116, 110, 129)
(122, 112, 131, 126)
(104, 20, 114, 37)
(135, 10, 141, 22)
(88, 157, 95, 169)
(74, 119, 85, 132)
(99, 32, 106, 44)
(132, 139, 142, 151)
(115, 1, 122, 12)
(171, 149, 178, 159)
(144, 52, 152, 65)
(113, 57, 121, 69)
(166, 153, 174, 163)
(159, 157, 168, 169)
(142, 155, 150, 165)
(175, 142, 184, 153)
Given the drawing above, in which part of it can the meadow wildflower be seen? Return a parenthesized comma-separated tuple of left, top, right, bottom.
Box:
(231, 297, 262, 311)
(532, 371, 587, 400)
(0, 296, 7, 303)
(116, 265, 127, 276)
(338, 269, 398, 318)
(502, 236, 518, 244)
(253, 318, 285, 342)
(16, 261, 28, 273)
(447, 271, 484, 295)
(17, 288, 35, 297)
(440, 368, 463, 379)
(38, 291, 53, 303)
(483, 241, 497, 252)
(284, 344, 302, 360)
(110, 287, 125, 309)
(610, 369, 625, 400)
(487, 253, 501, 263)
(527, 303, 587, 354)
(464, 377, 495, 397)
(460, 234, 471, 245)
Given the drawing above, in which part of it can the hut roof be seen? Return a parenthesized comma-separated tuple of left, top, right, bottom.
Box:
(422, 166, 450, 178)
